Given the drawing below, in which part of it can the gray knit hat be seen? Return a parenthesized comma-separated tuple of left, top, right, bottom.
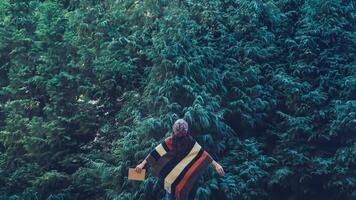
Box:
(172, 119, 189, 136)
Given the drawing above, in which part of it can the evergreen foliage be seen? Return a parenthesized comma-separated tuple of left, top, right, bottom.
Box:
(0, 0, 355, 199)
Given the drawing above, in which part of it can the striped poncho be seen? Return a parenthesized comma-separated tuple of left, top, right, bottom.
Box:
(146, 135, 213, 200)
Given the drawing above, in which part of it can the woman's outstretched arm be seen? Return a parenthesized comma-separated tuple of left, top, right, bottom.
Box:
(211, 159, 225, 176)
(135, 154, 149, 173)
(135, 136, 172, 173)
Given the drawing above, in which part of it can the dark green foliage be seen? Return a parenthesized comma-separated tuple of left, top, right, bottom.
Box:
(0, 0, 355, 199)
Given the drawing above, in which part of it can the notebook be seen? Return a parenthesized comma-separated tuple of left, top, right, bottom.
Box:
(128, 168, 145, 181)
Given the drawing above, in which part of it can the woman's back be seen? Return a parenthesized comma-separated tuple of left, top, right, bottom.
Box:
(135, 119, 224, 200)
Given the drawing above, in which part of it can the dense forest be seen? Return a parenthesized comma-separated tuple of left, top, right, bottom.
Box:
(0, 0, 355, 199)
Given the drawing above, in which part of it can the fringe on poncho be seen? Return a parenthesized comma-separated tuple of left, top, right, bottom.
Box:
(146, 135, 213, 200)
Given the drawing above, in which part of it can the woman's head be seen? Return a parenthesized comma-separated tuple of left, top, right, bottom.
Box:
(172, 118, 189, 137)
(171, 119, 193, 157)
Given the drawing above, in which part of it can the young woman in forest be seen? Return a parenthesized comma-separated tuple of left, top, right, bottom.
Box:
(135, 119, 225, 200)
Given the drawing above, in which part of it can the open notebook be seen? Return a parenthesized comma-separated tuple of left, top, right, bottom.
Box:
(128, 168, 145, 181)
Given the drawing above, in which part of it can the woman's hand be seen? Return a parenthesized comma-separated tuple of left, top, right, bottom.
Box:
(212, 160, 224, 176)
(135, 160, 146, 173)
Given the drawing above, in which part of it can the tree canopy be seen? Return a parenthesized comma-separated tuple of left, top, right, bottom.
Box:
(0, 0, 355, 199)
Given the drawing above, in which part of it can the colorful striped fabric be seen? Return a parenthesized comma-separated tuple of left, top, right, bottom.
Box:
(146, 135, 213, 200)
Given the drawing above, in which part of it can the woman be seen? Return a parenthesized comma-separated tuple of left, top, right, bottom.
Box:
(135, 119, 224, 200)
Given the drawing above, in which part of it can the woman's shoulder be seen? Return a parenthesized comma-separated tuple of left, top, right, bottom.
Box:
(165, 135, 172, 141)
(187, 135, 195, 142)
